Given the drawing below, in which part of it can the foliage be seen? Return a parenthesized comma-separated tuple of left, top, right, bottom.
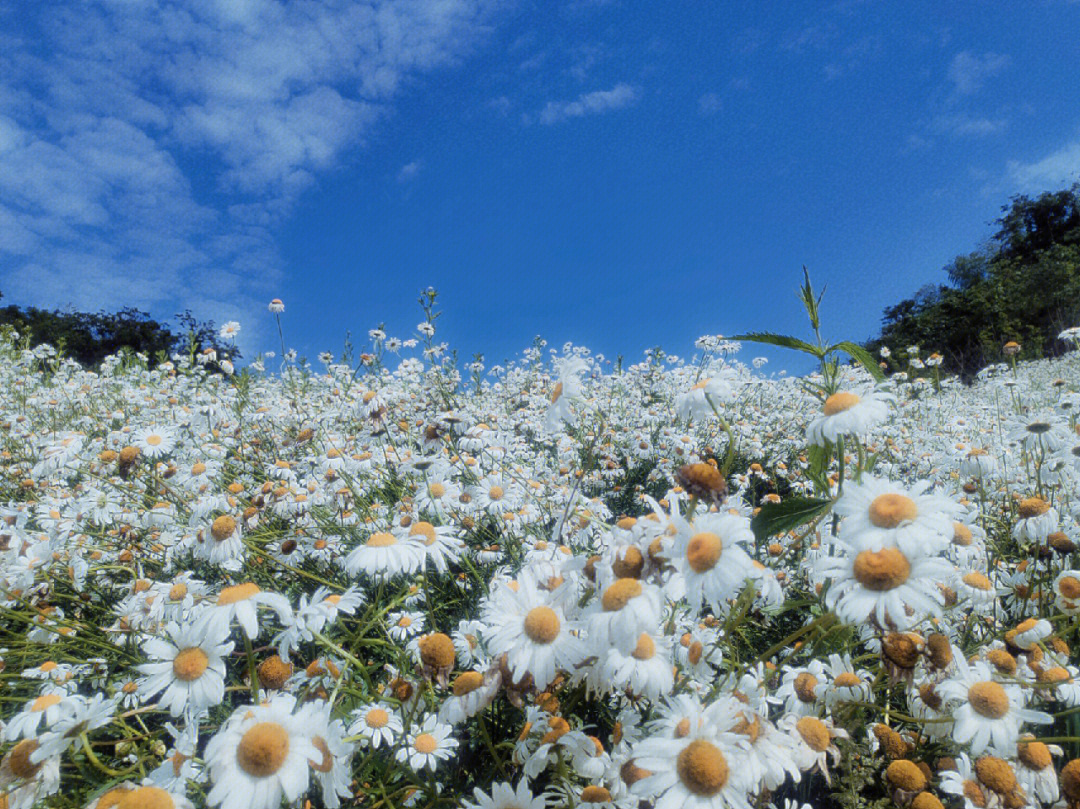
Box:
(868, 182, 1080, 378)
(0, 291, 238, 371)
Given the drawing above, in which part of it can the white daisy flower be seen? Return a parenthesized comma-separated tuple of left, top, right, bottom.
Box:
(806, 388, 892, 446)
(200, 582, 294, 640)
(137, 620, 233, 718)
(205, 694, 319, 809)
(396, 715, 458, 772)
(349, 703, 402, 748)
(935, 657, 1052, 755)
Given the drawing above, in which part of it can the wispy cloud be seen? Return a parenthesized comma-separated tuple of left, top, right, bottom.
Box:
(397, 160, 422, 183)
(934, 114, 1008, 137)
(537, 83, 640, 125)
(0, 0, 503, 335)
(1006, 137, 1080, 192)
(947, 51, 1010, 97)
(697, 93, 722, 116)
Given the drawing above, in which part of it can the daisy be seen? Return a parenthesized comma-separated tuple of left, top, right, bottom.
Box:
(4, 692, 79, 741)
(297, 700, 354, 809)
(1015, 737, 1061, 804)
(205, 694, 318, 809)
(776, 660, 828, 718)
(438, 669, 502, 725)
(587, 578, 663, 650)
(343, 531, 424, 579)
(668, 511, 756, 614)
(938, 754, 989, 809)
(137, 620, 233, 718)
(632, 726, 753, 809)
(806, 388, 893, 446)
(817, 534, 953, 631)
(776, 713, 848, 785)
(196, 513, 244, 567)
(200, 582, 294, 641)
(406, 520, 463, 574)
(935, 657, 1052, 754)
(484, 572, 587, 691)
(1053, 569, 1080, 614)
(396, 715, 458, 772)
(466, 780, 548, 809)
(546, 357, 589, 432)
(833, 476, 959, 558)
(349, 703, 403, 749)
(1012, 496, 1058, 546)
(132, 426, 178, 458)
(0, 739, 61, 809)
(676, 373, 738, 422)
(600, 630, 675, 700)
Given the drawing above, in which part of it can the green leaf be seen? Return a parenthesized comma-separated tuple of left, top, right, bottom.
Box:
(729, 332, 823, 357)
(831, 340, 886, 382)
(752, 496, 833, 543)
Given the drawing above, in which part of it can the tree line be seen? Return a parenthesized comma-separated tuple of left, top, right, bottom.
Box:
(867, 182, 1080, 379)
(0, 292, 238, 370)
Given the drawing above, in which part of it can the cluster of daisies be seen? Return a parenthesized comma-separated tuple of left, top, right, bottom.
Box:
(3, 320, 1080, 809)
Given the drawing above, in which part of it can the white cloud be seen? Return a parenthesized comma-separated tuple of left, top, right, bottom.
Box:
(697, 92, 722, 116)
(537, 83, 639, 125)
(934, 114, 1008, 137)
(397, 160, 422, 182)
(0, 0, 503, 340)
(947, 51, 1010, 96)
(1006, 137, 1080, 192)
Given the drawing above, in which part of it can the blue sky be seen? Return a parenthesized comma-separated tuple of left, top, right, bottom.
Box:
(2, 0, 1079, 372)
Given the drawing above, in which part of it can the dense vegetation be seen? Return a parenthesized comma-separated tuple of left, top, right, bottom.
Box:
(0, 292, 238, 370)
(869, 182, 1080, 379)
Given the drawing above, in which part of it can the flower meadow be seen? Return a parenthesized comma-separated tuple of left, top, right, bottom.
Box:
(5, 295, 1080, 809)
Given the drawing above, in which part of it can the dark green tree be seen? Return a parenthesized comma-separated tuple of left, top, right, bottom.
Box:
(869, 182, 1080, 379)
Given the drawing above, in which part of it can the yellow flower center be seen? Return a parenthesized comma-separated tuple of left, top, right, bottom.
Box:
(823, 392, 861, 416)
(7, 739, 43, 779)
(409, 522, 437, 545)
(172, 647, 209, 682)
(117, 786, 176, 809)
(834, 671, 861, 688)
(417, 633, 456, 669)
(886, 759, 927, 791)
(631, 633, 656, 660)
(581, 786, 613, 803)
(217, 582, 261, 605)
(974, 756, 1017, 794)
(413, 733, 438, 754)
(852, 548, 911, 590)
(602, 578, 643, 611)
(1059, 576, 1080, 600)
(794, 672, 819, 702)
(676, 739, 729, 796)
(211, 515, 236, 542)
(796, 716, 831, 752)
(236, 722, 290, 777)
(453, 671, 485, 696)
(365, 708, 389, 728)
(367, 532, 397, 547)
(962, 571, 993, 591)
(686, 532, 723, 573)
(145, 434, 162, 446)
(523, 606, 561, 644)
(968, 681, 1010, 719)
(868, 493, 918, 528)
(31, 693, 62, 712)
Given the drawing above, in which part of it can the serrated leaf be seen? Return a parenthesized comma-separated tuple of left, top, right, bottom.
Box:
(729, 332, 823, 357)
(832, 340, 886, 382)
(752, 496, 833, 543)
